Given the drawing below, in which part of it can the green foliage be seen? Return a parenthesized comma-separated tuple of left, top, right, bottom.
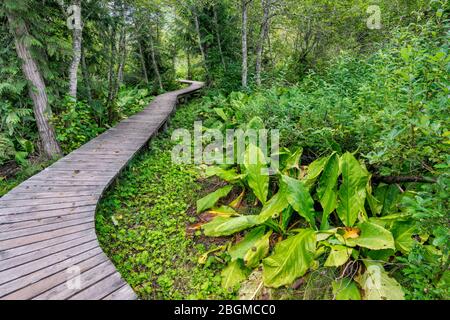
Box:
(96, 102, 234, 299)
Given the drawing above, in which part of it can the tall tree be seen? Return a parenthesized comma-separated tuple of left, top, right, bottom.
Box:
(6, 7, 62, 158)
(192, 4, 211, 83)
(255, 0, 272, 86)
(67, 0, 82, 99)
(241, 0, 252, 88)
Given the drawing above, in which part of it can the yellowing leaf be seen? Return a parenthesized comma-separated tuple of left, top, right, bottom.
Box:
(356, 264, 405, 300)
(342, 227, 361, 239)
(221, 260, 250, 290)
(244, 231, 272, 268)
(263, 229, 316, 288)
(324, 245, 353, 267)
(346, 221, 395, 250)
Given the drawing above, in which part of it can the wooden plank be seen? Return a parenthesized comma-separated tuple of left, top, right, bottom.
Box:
(0, 239, 99, 286)
(0, 229, 94, 260)
(0, 222, 94, 251)
(0, 246, 104, 298)
(0, 195, 98, 208)
(0, 232, 97, 272)
(69, 270, 126, 300)
(0, 200, 97, 215)
(33, 259, 117, 300)
(0, 191, 100, 201)
(103, 284, 137, 300)
(0, 206, 96, 224)
(0, 216, 94, 241)
(7, 253, 108, 300)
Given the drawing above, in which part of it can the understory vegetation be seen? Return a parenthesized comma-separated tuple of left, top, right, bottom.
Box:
(0, 0, 448, 300)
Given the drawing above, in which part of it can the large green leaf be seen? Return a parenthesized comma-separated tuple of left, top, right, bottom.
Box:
(304, 155, 329, 188)
(317, 153, 339, 229)
(332, 278, 361, 300)
(263, 229, 316, 288)
(202, 215, 258, 237)
(197, 185, 233, 213)
(391, 221, 417, 254)
(256, 188, 290, 223)
(336, 152, 370, 227)
(205, 166, 246, 183)
(244, 231, 272, 268)
(281, 175, 316, 228)
(229, 226, 266, 261)
(356, 263, 405, 300)
(282, 147, 303, 173)
(221, 260, 250, 290)
(324, 245, 352, 267)
(346, 221, 395, 250)
(244, 144, 269, 204)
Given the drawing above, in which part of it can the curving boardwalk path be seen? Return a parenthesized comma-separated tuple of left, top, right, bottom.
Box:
(0, 80, 204, 300)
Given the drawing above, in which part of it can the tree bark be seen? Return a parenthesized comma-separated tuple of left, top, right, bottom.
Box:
(213, 5, 226, 71)
(106, 25, 118, 121)
(192, 7, 210, 83)
(255, 0, 271, 86)
(114, 25, 127, 98)
(80, 46, 93, 105)
(138, 40, 149, 85)
(148, 33, 163, 91)
(7, 13, 62, 158)
(68, 0, 82, 99)
(372, 175, 437, 184)
(241, 0, 251, 88)
(187, 51, 192, 80)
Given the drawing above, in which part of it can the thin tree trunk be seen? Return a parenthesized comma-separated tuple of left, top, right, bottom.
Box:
(81, 46, 93, 105)
(148, 33, 163, 91)
(114, 26, 127, 98)
(193, 7, 210, 83)
(7, 13, 62, 158)
(106, 26, 118, 121)
(241, 0, 251, 88)
(138, 40, 149, 85)
(213, 5, 226, 71)
(255, 0, 271, 86)
(187, 51, 192, 80)
(68, 0, 82, 99)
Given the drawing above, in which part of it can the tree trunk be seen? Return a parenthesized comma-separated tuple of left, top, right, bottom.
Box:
(148, 33, 163, 91)
(7, 13, 62, 158)
(68, 0, 82, 99)
(241, 0, 250, 88)
(255, 0, 271, 86)
(138, 40, 149, 85)
(106, 26, 118, 121)
(213, 5, 226, 71)
(81, 46, 93, 105)
(193, 7, 210, 83)
(187, 51, 192, 80)
(114, 26, 127, 98)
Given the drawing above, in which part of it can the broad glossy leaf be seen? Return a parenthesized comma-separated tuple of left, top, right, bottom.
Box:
(282, 147, 303, 173)
(202, 215, 258, 237)
(229, 226, 266, 261)
(256, 188, 290, 223)
(332, 278, 361, 300)
(281, 175, 315, 228)
(263, 229, 316, 288)
(336, 152, 370, 226)
(244, 144, 269, 204)
(214, 108, 228, 122)
(244, 231, 272, 268)
(221, 260, 250, 290)
(304, 155, 329, 188)
(346, 221, 395, 250)
(324, 245, 352, 267)
(317, 153, 339, 229)
(197, 185, 233, 213)
(391, 221, 417, 254)
(357, 264, 404, 300)
(205, 166, 245, 183)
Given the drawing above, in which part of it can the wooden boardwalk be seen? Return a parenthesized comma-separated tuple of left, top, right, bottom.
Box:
(0, 80, 204, 300)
